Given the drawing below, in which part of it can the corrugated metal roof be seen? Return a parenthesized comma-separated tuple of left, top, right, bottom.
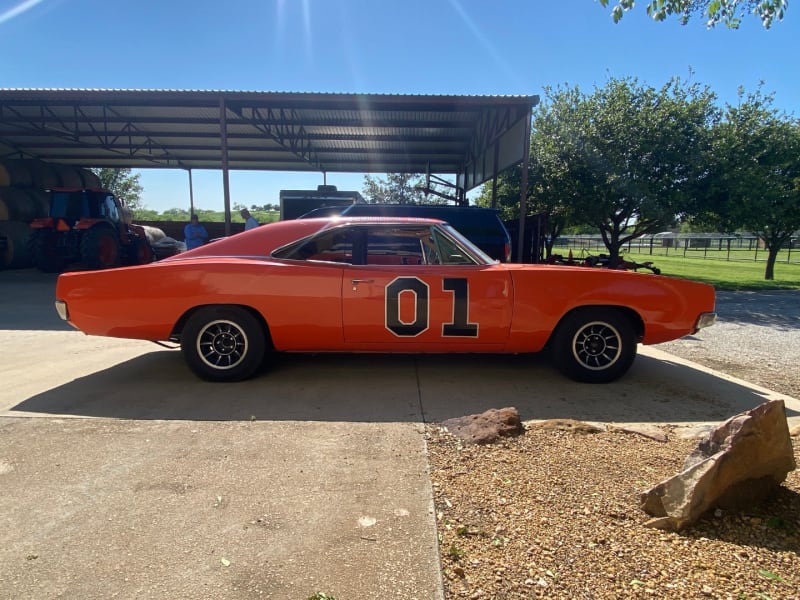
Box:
(0, 89, 537, 188)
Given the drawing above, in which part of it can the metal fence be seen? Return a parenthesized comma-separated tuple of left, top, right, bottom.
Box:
(552, 234, 800, 264)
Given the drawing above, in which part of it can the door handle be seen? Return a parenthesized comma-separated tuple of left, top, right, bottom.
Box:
(350, 278, 374, 291)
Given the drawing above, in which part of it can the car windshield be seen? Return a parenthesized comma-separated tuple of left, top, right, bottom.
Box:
(272, 223, 492, 266)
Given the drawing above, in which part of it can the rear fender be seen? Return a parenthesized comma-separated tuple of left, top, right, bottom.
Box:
(546, 305, 644, 348)
(170, 303, 274, 349)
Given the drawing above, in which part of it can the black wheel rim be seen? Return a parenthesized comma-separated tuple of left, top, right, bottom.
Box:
(571, 320, 622, 371)
(196, 319, 248, 370)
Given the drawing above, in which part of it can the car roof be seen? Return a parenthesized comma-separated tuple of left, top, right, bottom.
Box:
(166, 216, 447, 260)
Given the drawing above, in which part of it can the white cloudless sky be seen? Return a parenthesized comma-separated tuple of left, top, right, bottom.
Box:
(1, 0, 798, 212)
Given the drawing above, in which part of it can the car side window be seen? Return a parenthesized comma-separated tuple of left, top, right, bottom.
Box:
(365, 226, 426, 266)
(273, 228, 354, 263)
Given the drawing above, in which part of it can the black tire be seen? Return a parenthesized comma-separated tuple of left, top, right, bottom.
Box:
(550, 308, 637, 383)
(181, 307, 266, 382)
(81, 225, 121, 269)
(128, 236, 154, 265)
(29, 229, 66, 273)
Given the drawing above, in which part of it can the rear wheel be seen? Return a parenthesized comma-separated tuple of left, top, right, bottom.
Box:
(181, 307, 266, 382)
(29, 230, 66, 273)
(81, 226, 121, 269)
(550, 308, 637, 383)
(128, 236, 154, 265)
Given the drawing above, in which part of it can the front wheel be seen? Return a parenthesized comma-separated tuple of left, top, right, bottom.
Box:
(29, 229, 66, 273)
(550, 309, 637, 383)
(180, 307, 266, 382)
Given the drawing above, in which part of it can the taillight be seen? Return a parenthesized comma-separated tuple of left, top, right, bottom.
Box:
(504, 242, 511, 262)
(56, 219, 71, 232)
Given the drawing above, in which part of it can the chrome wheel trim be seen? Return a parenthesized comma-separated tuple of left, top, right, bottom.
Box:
(571, 320, 623, 371)
(196, 319, 249, 370)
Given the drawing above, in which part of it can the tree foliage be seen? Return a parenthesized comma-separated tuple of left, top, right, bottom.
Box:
(479, 77, 717, 264)
(90, 168, 144, 210)
(695, 90, 800, 280)
(598, 0, 787, 28)
(362, 173, 440, 204)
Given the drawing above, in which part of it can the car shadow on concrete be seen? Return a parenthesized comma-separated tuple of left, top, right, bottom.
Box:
(10, 350, 798, 424)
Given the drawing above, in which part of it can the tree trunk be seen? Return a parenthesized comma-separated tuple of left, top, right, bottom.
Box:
(606, 241, 623, 267)
(764, 245, 780, 280)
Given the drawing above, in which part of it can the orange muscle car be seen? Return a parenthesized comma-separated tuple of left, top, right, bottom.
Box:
(55, 217, 716, 383)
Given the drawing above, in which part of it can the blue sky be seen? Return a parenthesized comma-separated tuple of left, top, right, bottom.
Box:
(1, 0, 798, 213)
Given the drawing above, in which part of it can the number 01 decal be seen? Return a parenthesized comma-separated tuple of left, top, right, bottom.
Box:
(385, 276, 478, 338)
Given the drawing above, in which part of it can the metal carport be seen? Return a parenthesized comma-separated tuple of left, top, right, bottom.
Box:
(0, 89, 538, 254)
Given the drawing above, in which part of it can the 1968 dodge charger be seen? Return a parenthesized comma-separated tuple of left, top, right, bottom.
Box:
(55, 217, 716, 383)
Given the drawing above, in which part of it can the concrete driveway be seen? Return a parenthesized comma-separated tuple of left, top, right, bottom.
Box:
(1, 269, 798, 600)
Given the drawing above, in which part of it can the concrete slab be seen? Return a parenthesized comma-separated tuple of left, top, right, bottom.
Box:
(0, 417, 441, 600)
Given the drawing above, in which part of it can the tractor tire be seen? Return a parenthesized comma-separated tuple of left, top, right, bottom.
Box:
(128, 236, 154, 265)
(81, 225, 121, 269)
(29, 229, 67, 273)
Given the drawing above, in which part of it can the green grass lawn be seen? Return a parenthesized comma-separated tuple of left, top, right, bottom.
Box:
(623, 252, 800, 291)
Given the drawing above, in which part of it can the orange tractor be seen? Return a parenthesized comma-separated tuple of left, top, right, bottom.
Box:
(29, 188, 153, 272)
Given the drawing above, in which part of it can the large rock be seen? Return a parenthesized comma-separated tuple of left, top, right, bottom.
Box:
(441, 407, 523, 445)
(640, 400, 796, 531)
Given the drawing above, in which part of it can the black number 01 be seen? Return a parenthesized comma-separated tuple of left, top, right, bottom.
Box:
(385, 276, 478, 338)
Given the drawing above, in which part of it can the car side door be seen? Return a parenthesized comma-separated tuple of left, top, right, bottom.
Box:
(341, 225, 512, 349)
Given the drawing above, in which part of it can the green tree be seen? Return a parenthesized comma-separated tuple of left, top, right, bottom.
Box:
(475, 163, 572, 259)
(481, 78, 717, 264)
(572, 78, 718, 264)
(599, 0, 787, 28)
(90, 168, 144, 210)
(696, 90, 800, 280)
(362, 173, 434, 204)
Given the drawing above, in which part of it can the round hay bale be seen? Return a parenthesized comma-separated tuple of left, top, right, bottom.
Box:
(140, 225, 166, 245)
(79, 169, 101, 188)
(22, 160, 61, 189)
(51, 165, 84, 188)
(0, 159, 35, 188)
(0, 188, 50, 221)
(0, 220, 33, 269)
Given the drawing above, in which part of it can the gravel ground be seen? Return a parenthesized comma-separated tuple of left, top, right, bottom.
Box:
(427, 290, 800, 600)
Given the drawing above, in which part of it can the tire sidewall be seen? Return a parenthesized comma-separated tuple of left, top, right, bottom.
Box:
(551, 309, 637, 383)
(30, 229, 65, 273)
(81, 225, 121, 269)
(181, 307, 266, 382)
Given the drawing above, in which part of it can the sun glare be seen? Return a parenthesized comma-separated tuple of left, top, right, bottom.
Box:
(0, 0, 46, 26)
